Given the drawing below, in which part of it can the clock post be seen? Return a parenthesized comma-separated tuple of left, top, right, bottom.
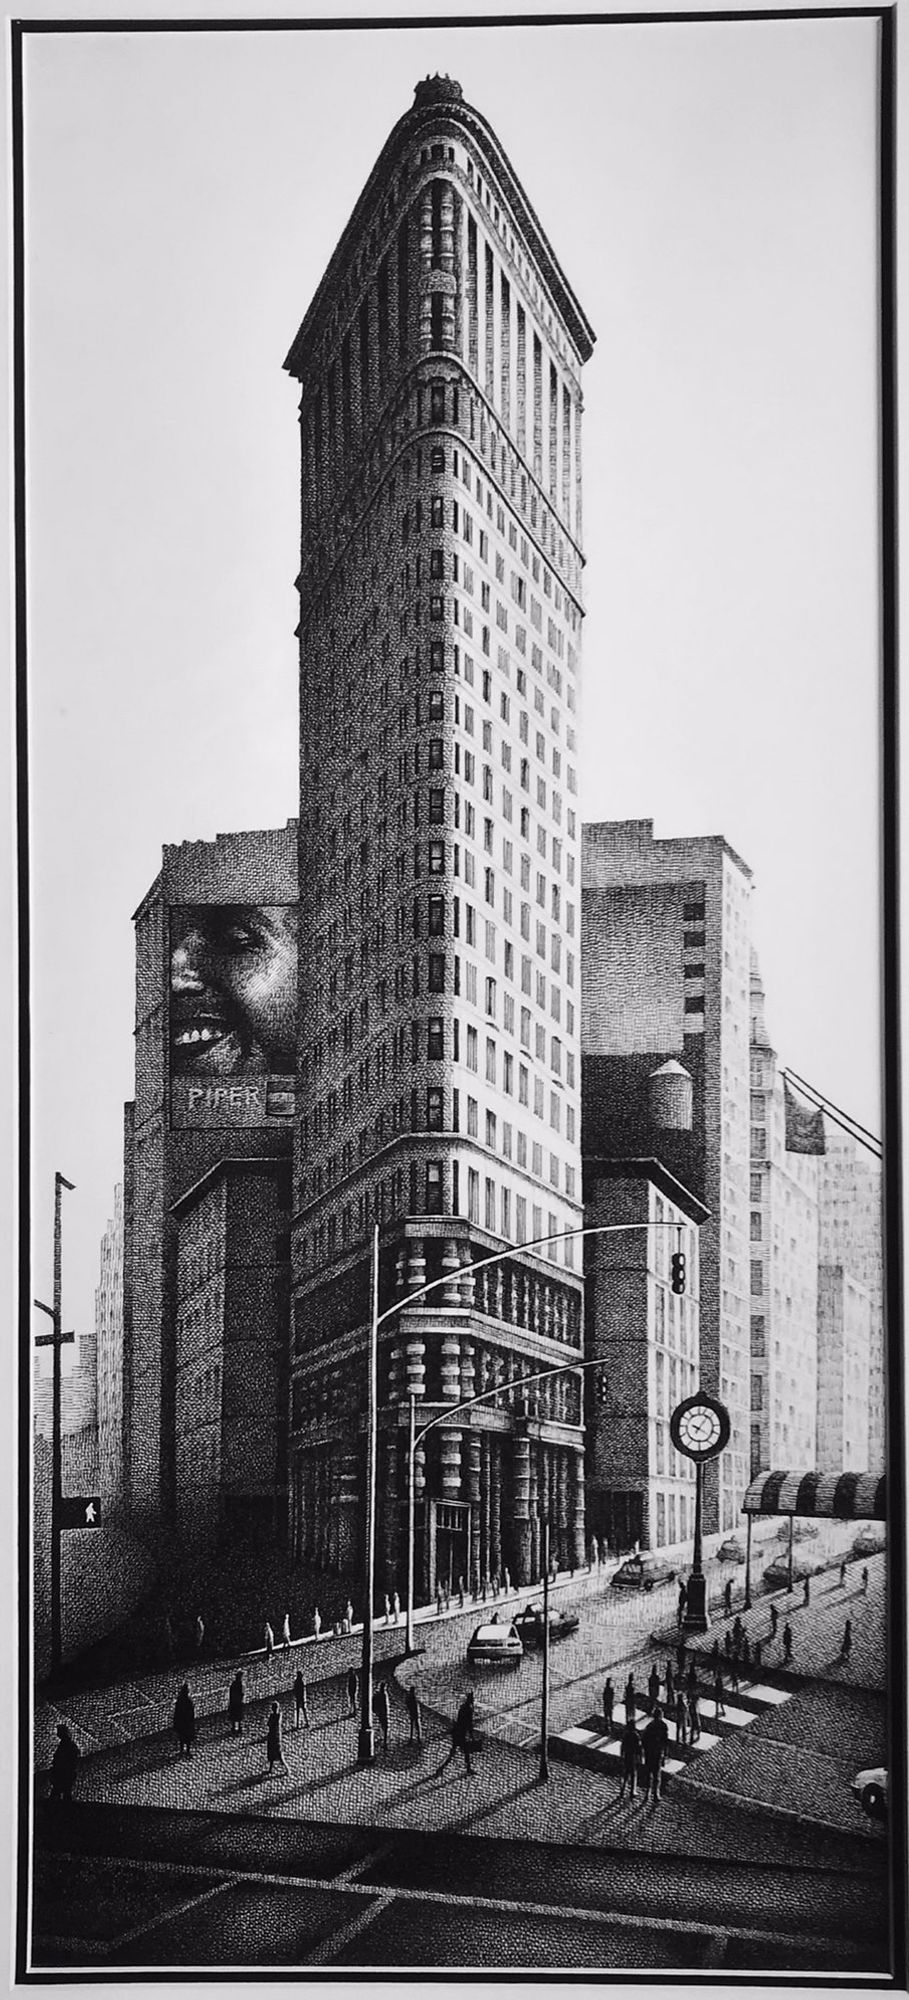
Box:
(670, 1390, 731, 1635)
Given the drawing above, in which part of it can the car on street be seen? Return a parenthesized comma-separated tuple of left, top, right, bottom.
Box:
(610, 1554, 676, 1593)
(466, 1620, 524, 1668)
(852, 1765, 888, 1820)
(513, 1601, 579, 1645)
(761, 1554, 811, 1592)
(717, 1537, 746, 1564)
(852, 1527, 886, 1558)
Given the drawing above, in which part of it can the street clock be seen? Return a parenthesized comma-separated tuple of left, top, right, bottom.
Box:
(670, 1390, 731, 1465)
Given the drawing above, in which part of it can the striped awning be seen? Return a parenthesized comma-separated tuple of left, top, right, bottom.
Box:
(742, 1470, 887, 1520)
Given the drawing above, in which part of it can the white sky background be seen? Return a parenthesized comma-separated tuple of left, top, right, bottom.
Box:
(22, 12, 883, 1354)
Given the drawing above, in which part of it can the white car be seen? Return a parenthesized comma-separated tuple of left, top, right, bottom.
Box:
(851, 1766, 888, 1820)
(466, 1620, 524, 1668)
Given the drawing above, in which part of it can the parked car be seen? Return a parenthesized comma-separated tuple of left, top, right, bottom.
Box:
(717, 1537, 746, 1564)
(513, 1602, 579, 1646)
(852, 1766, 888, 1821)
(610, 1554, 676, 1594)
(762, 1555, 811, 1592)
(852, 1527, 886, 1558)
(466, 1620, 524, 1668)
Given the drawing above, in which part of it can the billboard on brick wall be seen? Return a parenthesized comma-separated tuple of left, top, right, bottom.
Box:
(168, 905, 297, 1127)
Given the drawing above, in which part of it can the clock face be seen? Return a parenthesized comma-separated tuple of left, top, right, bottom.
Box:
(678, 1405, 723, 1454)
(670, 1391, 731, 1463)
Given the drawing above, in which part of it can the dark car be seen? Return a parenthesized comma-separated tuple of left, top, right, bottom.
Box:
(762, 1554, 811, 1592)
(610, 1554, 676, 1594)
(717, 1537, 746, 1564)
(513, 1602, 579, 1645)
(852, 1527, 885, 1558)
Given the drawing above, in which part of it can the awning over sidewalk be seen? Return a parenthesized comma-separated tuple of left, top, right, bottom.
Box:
(742, 1470, 886, 1520)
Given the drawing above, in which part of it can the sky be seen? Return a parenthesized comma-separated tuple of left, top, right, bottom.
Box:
(21, 9, 884, 1356)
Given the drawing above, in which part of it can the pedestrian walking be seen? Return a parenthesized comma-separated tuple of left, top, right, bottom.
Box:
(405, 1683, 422, 1745)
(617, 1718, 642, 1801)
(393, 1591, 401, 1625)
(674, 1688, 688, 1749)
(266, 1701, 287, 1773)
(677, 1581, 687, 1630)
(728, 1652, 740, 1695)
(282, 1610, 292, 1650)
(384, 1594, 392, 1627)
(436, 1585, 444, 1618)
(438, 1692, 476, 1776)
(195, 1613, 205, 1654)
(313, 1605, 322, 1640)
(458, 1576, 465, 1609)
(504, 1568, 511, 1592)
(862, 1566, 869, 1595)
(228, 1669, 245, 1738)
(292, 1667, 310, 1728)
(373, 1679, 391, 1755)
(173, 1682, 196, 1758)
(688, 1687, 702, 1744)
(624, 1673, 637, 1722)
(840, 1559, 848, 1587)
(770, 1602, 779, 1640)
(723, 1579, 733, 1618)
(345, 1599, 354, 1633)
(346, 1666, 359, 1718)
(712, 1666, 725, 1721)
(602, 1677, 615, 1732)
(664, 1662, 675, 1710)
(48, 1723, 80, 1803)
(842, 1617, 853, 1660)
(264, 1620, 275, 1659)
(782, 1621, 793, 1665)
(642, 1706, 670, 1803)
(803, 1576, 810, 1608)
(647, 1663, 661, 1712)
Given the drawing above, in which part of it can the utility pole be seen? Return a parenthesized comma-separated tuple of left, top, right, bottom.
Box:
(539, 1515, 551, 1783)
(357, 1225, 379, 1767)
(34, 1172, 75, 1677)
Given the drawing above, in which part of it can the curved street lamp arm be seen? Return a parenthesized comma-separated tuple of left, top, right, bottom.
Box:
(377, 1218, 685, 1332)
(412, 1353, 610, 1453)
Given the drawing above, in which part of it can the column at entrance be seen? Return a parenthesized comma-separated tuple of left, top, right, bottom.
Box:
(571, 1446, 587, 1570)
(512, 1433, 532, 1586)
(466, 1429, 482, 1596)
(490, 1438, 502, 1582)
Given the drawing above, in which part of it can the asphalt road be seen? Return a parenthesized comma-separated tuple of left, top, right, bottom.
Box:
(29, 1799, 889, 1974)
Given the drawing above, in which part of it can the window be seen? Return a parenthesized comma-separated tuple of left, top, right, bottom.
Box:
(751, 1376, 763, 1412)
(428, 1017, 444, 1060)
(750, 1210, 762, 1241)
(430, 596, 444, 621)
(750, 1260, 763, 1296)
(485, 1178, 496, 1230)
(428, 953, 445, 992)
(431, 446, 445, 472)
(750, 1171, 763, 1202)
(485, 1037, 496, 1083)
(428, 895, 445, 936)
(426, 1162, 444, 1214)
(485, 976, 496, 1018)
(485, 1110, 496, 1149)
(429, 840, 445, 874)
(467, 1167, 480, 1222)
(751, 1316, 766, 1358)
(428, 738, 444, 770)
(428, 788, 445, 824)
(426, 1088, 443, 1131)
(430, 640, 445, 672)
(466, 1025, 478, 1071)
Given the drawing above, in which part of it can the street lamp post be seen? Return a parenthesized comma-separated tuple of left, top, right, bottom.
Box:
(357, 1225, 379, 1767)
(34, 1171, 76, 1678)
(539, 1515, 551, 1783)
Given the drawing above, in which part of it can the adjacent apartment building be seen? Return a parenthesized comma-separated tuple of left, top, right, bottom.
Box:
(818, 1124, 884, 1473)
(582, 819, 753, 1534)
(285, 75, 596, 1598)
(748, 955, 819, 1474)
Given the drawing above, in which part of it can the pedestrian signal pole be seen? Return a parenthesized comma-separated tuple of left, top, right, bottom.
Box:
(539, 1515, 551, 1783)
(34, 1172, 76, 1677)
(358, 1224, 379, 1767)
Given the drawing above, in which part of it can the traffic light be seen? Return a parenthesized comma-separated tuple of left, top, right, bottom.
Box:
(596, 1370, 609, 1408)
(670, 1251, 687, 1296)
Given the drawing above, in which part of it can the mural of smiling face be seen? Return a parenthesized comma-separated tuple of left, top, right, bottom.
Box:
(169, 904, 298, 1077)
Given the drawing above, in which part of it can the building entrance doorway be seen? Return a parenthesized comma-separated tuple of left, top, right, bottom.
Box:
(432, 1499, 470, 1596)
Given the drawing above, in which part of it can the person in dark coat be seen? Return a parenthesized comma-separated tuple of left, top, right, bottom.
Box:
(674, 1688, 688, 1749)
(861, 1566, 869, 1595)
(373, 1679, 390, 1755)
(647, 1663, 661, 1712)
(731, 1616, 743, 1656)
(664, 1661, 675, 1710)
(405, 1683, 422, 1745)
(195, 1614, 205, 1654)
(346, 1666, 359, 1718)
(264, 1620, 275, 1659)
(770, 1602, 779, 1640)
(602, 1678, 615, 1731)
(782, 1621, 793, 1664)
(617, 1718, 642, 1801)
(723, 1578, 733, 1617)
(438, 1692, 476, 1775)
(228, 1670, 245, 1738)
(752, 1637, 763, 1674)
(49, 1723, 80, 1802)
(712, 1665, 725, 1721)
(688, 1685, 702, 1744)
(174, 1683, 196, 1757)
(266, 1701, 287, 1772)
(624, 1673, 637, 1722)
(293, 1668, 310, 1729)
(842, 1617, 853, 1659)
(840, 1559, 848, 1587)
(803, 1576, 811, 1608)
(642, 1706, 670, 1803)
(677, 1580, 688, 1629)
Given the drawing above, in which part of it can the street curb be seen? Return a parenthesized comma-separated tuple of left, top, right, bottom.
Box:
(670, 1770, 885, 1843)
